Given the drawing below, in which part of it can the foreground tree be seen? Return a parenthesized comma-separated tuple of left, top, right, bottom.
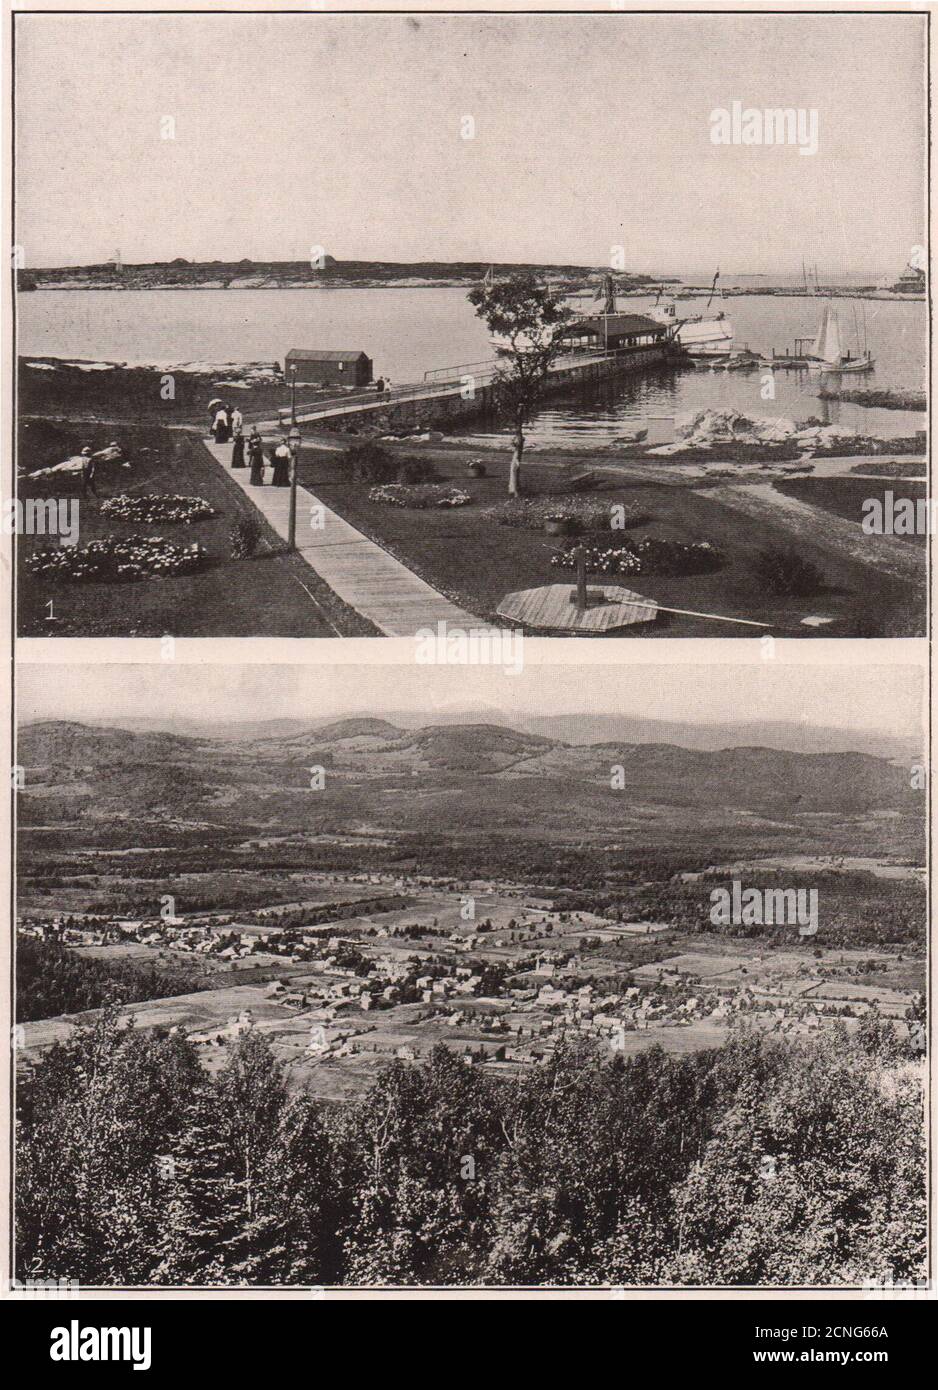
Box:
(662, 1031, 926, 1287)
(153, 1030, 288, 1283)
(467, 274, 572, 495)
(16, 1012, 199, 1284)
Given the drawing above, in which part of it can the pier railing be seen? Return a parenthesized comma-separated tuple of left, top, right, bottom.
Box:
(276, 347, 649, 427)
(423, 358, 501, 385)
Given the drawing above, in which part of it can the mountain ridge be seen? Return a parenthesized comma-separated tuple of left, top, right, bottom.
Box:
(27, 713, 920, 760)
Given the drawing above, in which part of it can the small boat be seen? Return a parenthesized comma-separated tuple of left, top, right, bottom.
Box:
(721, 349, 762, 371)
(805, 302, 875, 373)
(825, 353, 875, 374)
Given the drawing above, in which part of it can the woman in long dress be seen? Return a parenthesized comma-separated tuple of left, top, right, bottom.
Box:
(212, 406, 230, 444)
(231, 426, 245, 469)
(271, 437, 291, 487)
(247, 428, 265, 485)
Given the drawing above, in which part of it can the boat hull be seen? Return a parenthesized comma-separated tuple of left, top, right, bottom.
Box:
(807, 354, 876, 375)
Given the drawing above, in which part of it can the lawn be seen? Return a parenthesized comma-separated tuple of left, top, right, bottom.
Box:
(296, 440, 923, 636)
(773, 476, 928, 544)
(16, 418, 378, 636)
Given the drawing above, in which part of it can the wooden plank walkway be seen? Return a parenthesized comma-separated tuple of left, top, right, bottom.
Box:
(201, 438, 486, 636)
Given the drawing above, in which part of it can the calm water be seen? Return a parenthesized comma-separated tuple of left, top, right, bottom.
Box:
(18, 285, 927, 442)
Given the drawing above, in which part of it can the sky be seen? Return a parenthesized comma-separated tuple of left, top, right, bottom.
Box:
(14, 10, 926, 273)
(16, 649, 926, 741)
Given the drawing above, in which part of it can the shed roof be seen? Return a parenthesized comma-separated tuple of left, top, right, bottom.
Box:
(286, 348, 370, 362)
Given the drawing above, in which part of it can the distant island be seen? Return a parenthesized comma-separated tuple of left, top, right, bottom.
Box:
(16, 258, 666, 293)
(15, 260, 923, 300)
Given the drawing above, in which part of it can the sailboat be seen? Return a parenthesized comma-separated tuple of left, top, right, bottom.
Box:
(807, 301, 874, 373)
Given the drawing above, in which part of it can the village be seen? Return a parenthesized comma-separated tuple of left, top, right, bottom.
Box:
(18, 873, 921, 1100)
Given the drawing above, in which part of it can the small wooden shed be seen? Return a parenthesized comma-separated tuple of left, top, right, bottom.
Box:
(284, 348, 373, 388)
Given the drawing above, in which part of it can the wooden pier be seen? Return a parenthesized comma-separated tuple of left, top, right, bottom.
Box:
(257, 342, 683, 437)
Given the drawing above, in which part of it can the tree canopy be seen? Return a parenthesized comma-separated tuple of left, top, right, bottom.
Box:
(16, 1013, 925, 1288)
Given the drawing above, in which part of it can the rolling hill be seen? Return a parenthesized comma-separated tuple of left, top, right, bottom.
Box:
(17, 718, 923, 857)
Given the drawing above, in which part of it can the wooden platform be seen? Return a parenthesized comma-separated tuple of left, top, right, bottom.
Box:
(496, 583, 659, 633)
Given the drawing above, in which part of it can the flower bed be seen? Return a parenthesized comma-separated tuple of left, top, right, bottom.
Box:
(26, 534, 208, 584)
(369, 483, 472, 509)
(487, 495, 648, 532)
(100, 493, 214, 524)
(551, 537, 721, 578)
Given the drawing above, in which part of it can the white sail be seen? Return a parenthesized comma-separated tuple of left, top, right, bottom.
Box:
(812, 304, 844, 364)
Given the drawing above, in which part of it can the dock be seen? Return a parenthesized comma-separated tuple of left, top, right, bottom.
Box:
(252, 342, 682, 437)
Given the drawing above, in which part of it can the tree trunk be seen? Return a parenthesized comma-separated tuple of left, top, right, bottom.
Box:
(508, 428, 525, 496)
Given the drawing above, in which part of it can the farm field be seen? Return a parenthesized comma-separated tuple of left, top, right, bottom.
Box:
(18, 879, 925, 1100)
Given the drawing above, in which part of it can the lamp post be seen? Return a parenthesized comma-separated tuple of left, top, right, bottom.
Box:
(287, 424, 302, 551)
(289, 364, 298, 426)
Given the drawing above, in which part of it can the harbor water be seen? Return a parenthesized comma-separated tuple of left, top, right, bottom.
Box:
(18, 285, 927, 443)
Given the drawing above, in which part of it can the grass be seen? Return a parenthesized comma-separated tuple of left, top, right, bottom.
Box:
(18, 357, 340, 428)
(16, 419, 378, 636)
(773, 476, 927, 545)
(849, 460, 927, 479)
(296, 440, 923, 636)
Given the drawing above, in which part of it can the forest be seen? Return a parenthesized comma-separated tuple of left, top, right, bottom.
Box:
(15, 938, 211, 1023)
(16, 1013, 925, 1288)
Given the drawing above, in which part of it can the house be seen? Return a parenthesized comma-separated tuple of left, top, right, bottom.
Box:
(284, 348, 373, 388)
(538, 985, 568, 1007)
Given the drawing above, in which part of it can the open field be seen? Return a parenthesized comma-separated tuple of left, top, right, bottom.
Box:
(14, 864, 396, 917)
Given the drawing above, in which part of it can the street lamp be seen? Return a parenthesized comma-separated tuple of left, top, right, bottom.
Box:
(289, 364, 298, 426)
(287, 424, 302, 551)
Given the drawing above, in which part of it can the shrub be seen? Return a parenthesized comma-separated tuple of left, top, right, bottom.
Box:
(101, 494, 214, 524)
(230, 515, 263, 559)
(753, 544, 825, 596)
(369, 483, 471, 509)
(342, 443, 441, 485)
(26, 535, 207, 584)
(395, 456, 440, 484)
(341, 442, 399, 483)
(550, 537, 721, 578)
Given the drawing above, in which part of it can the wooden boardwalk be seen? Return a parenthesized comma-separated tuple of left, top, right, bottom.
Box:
(201, 439, 486, 636)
